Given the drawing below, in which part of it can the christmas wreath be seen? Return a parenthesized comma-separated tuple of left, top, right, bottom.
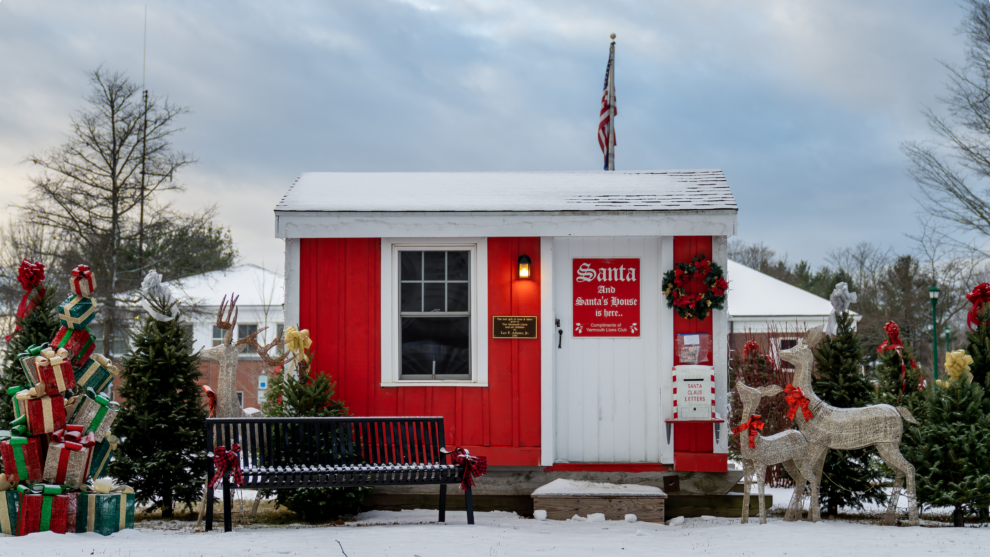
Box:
(662, 253, 728, 320)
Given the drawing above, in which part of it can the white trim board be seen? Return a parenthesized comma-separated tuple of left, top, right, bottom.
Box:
(539, 236, 555, 466)
(379, 238, 489, 387)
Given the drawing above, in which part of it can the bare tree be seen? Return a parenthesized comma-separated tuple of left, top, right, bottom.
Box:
(15, 67, 211, 355)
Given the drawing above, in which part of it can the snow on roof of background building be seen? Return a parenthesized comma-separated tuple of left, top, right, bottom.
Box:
(165, 264, 283, 307)
(276, 170, 737, 213)
(727, 260, 852, 321)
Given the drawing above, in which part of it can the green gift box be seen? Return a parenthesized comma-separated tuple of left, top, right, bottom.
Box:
(76, 489, 134, 536)
(68, 387, 118, 443)
(17, 344, 47, 385)
(89, 435, 118, 480)
(74, 355, 118, 394)
(1, 490, 17, 536)
(57, 294, 98, 330)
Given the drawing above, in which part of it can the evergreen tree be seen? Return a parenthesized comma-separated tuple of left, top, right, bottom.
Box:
(0, 285, 60, 431)
(812, 312, 887, 516)
(964, 307, 990, 388)
(872, 325, 926, 409)
(108, 296, 209, 518)
(902, 379, 990, 526)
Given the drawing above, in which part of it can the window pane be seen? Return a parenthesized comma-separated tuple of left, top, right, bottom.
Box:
(448, 251, 469, 280)
(424, 283, 446, 312)
(424, 251, 445, 280)
(238, 324, 258, 353)
(448, 283, 469, 312)
(401, 317, 470, 376)
(401, 283, 422, 312)
(212, 326, 224, 347)
(401, 251, 422, 281)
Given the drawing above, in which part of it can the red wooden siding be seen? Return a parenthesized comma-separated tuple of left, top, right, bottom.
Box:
(672, 236, 714, 364)
(298, 237, 541, 466)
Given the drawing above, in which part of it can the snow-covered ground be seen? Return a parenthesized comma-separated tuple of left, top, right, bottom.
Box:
(2, 488, 987, 556)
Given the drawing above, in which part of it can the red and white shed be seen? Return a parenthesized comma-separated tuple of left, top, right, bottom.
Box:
(275, 170, 738, 473)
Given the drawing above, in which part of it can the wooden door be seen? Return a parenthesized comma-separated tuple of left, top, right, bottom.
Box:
(552, 237, 662, 463)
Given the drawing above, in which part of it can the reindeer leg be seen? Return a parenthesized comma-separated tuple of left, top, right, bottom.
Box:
(780, 459, 805, 522)
(757, 463, 767, 525)
(877, 443, 916, 526)
(805, 444, 827, 522)
(741, 460, 751, 524)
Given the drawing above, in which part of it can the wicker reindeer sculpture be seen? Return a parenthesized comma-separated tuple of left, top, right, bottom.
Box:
(201, 294, 288, 418)
(779, 326, 919, 526)
(735, 382, 818, 524)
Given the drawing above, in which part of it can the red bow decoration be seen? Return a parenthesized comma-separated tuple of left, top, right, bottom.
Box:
(5, 260, 47, 342)
(71, 264, 96, 296)
(784, 384, 814, 421)
(209, 444, 244, 488)
(203, 385, 217, 417)
(966, 283, 990, 331)
(711, 277, 729, 297)
(446, 447, 487, 491)
(732, 414, 765, 449)
(876, 321, 919, 395)
(743, 340, 761, 358)
(52, 426, 95, 451)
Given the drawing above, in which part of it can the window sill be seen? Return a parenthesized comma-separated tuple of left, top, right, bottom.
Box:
(380, 381, 489, 388)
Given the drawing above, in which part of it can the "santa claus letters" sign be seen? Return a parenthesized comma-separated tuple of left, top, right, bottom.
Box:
(572, 258, 640, 337)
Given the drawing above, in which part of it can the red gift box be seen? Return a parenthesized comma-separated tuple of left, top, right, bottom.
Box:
(51, 326, 95, 368)
(71, 264, 96, 297)
(43, 426, 95, 489)
(0, 434, 46, 483)
(17, 486, 69, 535)
(35, 347, 76, 396)
(14, 387, 67, 436)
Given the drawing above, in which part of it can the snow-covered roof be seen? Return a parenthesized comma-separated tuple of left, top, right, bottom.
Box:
(276, 170, 736, 213)
(166, 264, 283, 307)
(727, 260, 856, 331)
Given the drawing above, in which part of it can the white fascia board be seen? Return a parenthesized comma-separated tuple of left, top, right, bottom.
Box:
(276, 211, 738, 239)
(539, 236, 555, 466)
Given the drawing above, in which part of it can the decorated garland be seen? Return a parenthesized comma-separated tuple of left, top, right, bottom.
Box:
(662, 253, 728, 320)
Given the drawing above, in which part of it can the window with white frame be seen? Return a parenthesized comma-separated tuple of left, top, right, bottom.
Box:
(778, 338, 798, 369)
(238, 323, 258, 355)
(399, 249, 471, 380)
(212, 326, 224, 347)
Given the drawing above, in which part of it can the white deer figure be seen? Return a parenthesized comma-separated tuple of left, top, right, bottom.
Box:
(779, 326, 919, 526)
(735, 381, 818, 524)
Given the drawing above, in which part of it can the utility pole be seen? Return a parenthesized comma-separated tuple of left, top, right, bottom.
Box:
(139, 5, 148, 272)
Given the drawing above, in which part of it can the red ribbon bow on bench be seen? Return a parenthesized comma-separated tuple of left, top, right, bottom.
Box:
(209, 444, 244, 488)
(784, 384, 814, 422)
(444, 447, 487, 491)
(732, 414, 765, 448)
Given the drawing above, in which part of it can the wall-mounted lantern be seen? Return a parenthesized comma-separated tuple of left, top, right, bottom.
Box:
(518, 254, 532, 279)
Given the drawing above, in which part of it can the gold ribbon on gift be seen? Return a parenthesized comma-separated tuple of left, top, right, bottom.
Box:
(35, 347, 71, 391)
(284, 326, 312, 364)
(15, 382, 58, 432)
(0, 473, 12, 491)
(0, 474, 16, 535)
(59, 295, 98, 327)
(94, 354, 120, 377)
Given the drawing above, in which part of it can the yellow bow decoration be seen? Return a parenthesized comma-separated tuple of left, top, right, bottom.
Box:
(0, 473, 13, 492)
(937, 350, 975, 388)
(284, 326, 312, 364)
(14, 382, 49, 400)
(107, 434, 119, 451)
(35, 347, 69, 369)
(94, 354, 120, 377)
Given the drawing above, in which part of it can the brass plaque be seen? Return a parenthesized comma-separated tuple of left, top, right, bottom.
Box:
(492, 316, 538, 339)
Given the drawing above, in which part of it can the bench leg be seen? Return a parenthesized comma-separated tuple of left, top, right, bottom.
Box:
(438, 484, 447, 523)
(465, 486, 475, 525)
(223, 476, 232, 533)
(205, 480, 214, 532)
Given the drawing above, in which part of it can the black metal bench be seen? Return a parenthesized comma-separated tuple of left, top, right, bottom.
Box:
(205, 416, 475, 532)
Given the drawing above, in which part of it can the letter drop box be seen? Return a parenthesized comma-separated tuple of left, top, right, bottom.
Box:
(672, 365, 715, 419)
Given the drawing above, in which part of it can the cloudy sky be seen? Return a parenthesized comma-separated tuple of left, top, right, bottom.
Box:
(0, 1, 973, 271)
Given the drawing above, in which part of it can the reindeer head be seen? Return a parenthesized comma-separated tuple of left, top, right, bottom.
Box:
(215, 293, 239, 346)
(779, 325, 824, 368)
(736, 380, 783, 419)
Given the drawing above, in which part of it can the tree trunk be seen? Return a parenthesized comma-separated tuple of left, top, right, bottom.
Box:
(953, 506, 965, 527)
(162, 490, 174, 519)
(827, 502, 838, 518)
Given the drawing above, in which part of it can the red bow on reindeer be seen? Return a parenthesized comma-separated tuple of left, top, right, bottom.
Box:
(732, 414, 765, 449)
(877, 321, 920, 394)
(208, 444, 244, 488)
(5, 260, 47, 342)
(443, 448, 487, 491)
(967, 283, 990, 331)
(784, 384, 814, 421)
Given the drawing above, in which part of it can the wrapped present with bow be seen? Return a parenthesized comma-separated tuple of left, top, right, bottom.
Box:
(89, 435, 118, 480)
(68, 387, 118, 443)
(17, 344, 48, 386)
(70, 264, 96, 296)
(1, 474, 17, 536)
(51, 325, 95, 368)
(16, 484, 70, 535)
(43, 426, 96, 489)
(35, 347, 76, 396)
(0, 431, 46, 483)
(75, 354, 119, 394)
(57, 292, 98, 331)
(13, 383, 67, 435)
(76, 480, 134, 536)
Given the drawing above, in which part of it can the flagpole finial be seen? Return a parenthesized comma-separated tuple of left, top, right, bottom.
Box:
(610, 33, 616, 40)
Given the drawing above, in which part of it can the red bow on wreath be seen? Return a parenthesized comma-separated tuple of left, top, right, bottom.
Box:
(444, 447, 487, 491)
(784, 384, 814, 421)
(732, 414, 765, 449)
(877, 321, 920, 395)
(209, 444, 244, 488)
(5, 260, 47, 342)
(966, 283, 990, 331)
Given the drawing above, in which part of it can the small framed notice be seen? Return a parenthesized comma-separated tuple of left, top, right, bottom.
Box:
(492, 316, 538, 339)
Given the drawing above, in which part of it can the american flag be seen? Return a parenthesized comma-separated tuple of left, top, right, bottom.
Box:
(598, 42, 616, 170)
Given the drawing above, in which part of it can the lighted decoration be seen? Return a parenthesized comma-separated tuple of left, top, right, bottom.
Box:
(779, 326, 920, 526)
(661, 253, 728, 320)
(42, 426, 96, 489)
(68, 387, 119, 443)
(76, 479, 135, 535)
(16, 484, 71, 535)
(0, 431, 46, 483)
(13, 384, 67, 436)
(518, 254, 532, 279)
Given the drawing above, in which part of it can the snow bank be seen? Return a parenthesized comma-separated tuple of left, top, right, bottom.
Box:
(531, 479, 667, 497)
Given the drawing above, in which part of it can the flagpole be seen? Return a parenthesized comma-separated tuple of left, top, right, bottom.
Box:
(608, 34, 616, 171)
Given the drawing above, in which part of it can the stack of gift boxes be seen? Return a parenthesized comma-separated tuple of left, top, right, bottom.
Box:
(0, 265, 133, 536)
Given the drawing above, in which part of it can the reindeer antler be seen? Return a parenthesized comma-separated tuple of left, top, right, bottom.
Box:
(235, 326, 291, 367)
(216, 293, 239, 330)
